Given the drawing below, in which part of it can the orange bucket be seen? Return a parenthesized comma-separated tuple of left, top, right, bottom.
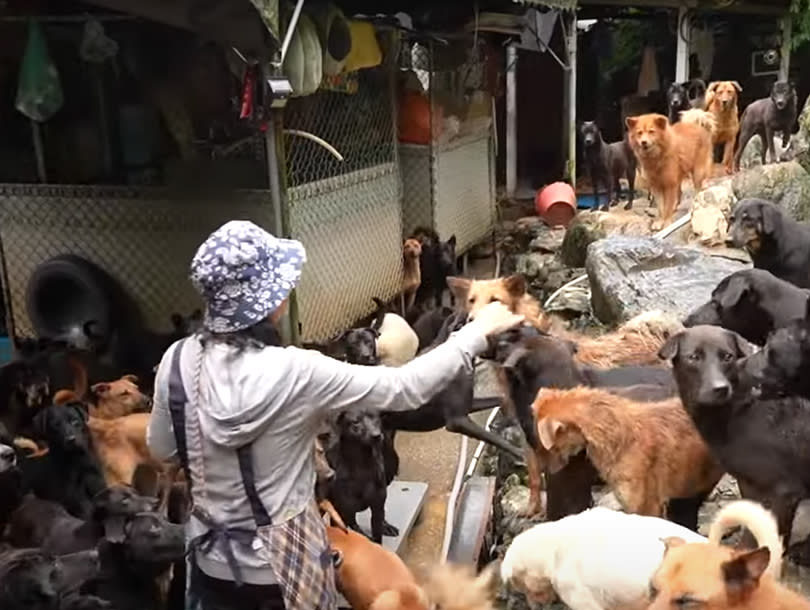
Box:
(535, 182, 577, 227)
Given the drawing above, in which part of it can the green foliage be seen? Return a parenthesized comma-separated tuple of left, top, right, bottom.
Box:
(792, 0, 810, 49)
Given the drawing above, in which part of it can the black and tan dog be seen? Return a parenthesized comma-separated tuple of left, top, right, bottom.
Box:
(725, 198, 810, 289)
(683, 268, 810, 345)
(734, 80, 797, 170)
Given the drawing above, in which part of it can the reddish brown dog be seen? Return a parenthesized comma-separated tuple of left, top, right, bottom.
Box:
(706, 80, 743, 174)
(532, 386, 723, 518)
(626, 112, 714, 230)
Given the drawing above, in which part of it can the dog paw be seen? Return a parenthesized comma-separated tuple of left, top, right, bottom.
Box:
(382, 522, 400, 537)
(651, 220, 663, 232)
(623, 201, 633, 211)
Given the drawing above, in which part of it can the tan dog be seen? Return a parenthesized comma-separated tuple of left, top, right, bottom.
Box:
(649, 499, 810, 610)
(327, 525, 429, 610)
(706, 80, 742, 174)
(532, 386, 723, 517)
(447, 274, 553, 331)
(626, 112, 714, 230)
(90, 375, 151, 419)
(402, 239, 422, 312)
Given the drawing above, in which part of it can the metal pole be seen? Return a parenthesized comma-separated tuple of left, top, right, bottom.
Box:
(779, 14, 792, 81)
(566, 11, 577, 183)
(505, 43, 517, 198)
(264, 94, 298, 345)
(675, 4, 691, 83)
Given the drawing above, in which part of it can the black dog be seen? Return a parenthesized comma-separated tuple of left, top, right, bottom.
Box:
(410, 306, 454, 351)
(339, 300, 387, 366)
(736, 296, 810, 400)
(325, 407, 399, 543)
(84, 514, 185, 610)
(580, 121, 637, 211)
(380, 311, 514, 456)
(725, 198, 810, 289)
(22, 402, 107, 520)
(660, 325, 810, 562)
(683, 268, 810, 345)
(8, 485, 158, 555)
(411, 227, 457, 308)
(734, 80, 797, 170)
(0, 428, 24, 532)
(666, 79, 707, 124)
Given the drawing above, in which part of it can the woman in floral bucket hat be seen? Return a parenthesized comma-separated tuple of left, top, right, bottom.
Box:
(147, 220, 523, 610)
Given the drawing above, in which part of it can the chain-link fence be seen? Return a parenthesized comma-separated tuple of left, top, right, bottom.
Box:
(284, 61, 403, 343)
(398, 37, 496, 254)
(0, 184, 276, 338)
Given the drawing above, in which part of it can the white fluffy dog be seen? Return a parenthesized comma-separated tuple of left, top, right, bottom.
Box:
(500, 507, 706, 610)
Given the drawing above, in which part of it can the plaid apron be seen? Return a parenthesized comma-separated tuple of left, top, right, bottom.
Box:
(168, 339, 337, 610)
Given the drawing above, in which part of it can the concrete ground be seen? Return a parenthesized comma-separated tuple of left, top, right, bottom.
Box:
(397, 255, 498, 570)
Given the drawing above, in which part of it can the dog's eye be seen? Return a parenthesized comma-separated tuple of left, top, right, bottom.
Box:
(674, 595, 703, 608)
(686, 352, 701, 363)
(648, 583, 658, 599)
(719, 351, 734, 363)
(489, 297, 501, 304)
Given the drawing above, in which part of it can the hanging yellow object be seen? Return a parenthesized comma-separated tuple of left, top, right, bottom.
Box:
(343, 20, 382, 72)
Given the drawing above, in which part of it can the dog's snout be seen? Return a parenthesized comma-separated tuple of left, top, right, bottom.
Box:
(710, 381, 731, 401)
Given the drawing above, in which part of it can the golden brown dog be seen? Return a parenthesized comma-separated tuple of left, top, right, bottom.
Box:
(626, 112, 714, 230)
(649, 499, 810, 610)
(447, 274, 553, 331)
(89, 375, 151, 419)
(532, 386, 723, 517)
(327, 525, 429, 610)
(706, 80, 742, 174)
(402, 238, 422, 312)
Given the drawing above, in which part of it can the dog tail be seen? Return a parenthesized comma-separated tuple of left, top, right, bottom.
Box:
(679, 108, 716, 136)
(708, 499, 783, 578)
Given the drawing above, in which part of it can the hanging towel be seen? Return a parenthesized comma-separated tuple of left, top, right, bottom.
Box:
(16, 20, 64, 122)
(636, 45, 659, 97)
(343, 21, 382, 72)
(692, 27, 715, 82)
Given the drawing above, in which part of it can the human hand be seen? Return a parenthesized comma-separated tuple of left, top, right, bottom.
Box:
(469, 301, 525, 337)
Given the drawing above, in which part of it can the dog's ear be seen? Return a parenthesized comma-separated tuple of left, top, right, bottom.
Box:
(625, 116, 638, 131)
(537, 417, 565, 450)
(503, 274, 527, 297)
(731, 81, 742, 93)
(446, 234, 456, 247)
(122, 374, 139, 385)
(730, 332, 755, 358)
(653, 115, 668, 130)
(759, 201, 779, 236)
(661, 536, 686, 553)
(707, 81, 719, 94)
(722, 547, 770, 594)
(91, 383, 110, 398)
(658, 332, 683, 361)
(132, 463, 160, 498)
(446, 277, 471, 302)
(54, 389, 81, 406)
(718, 275, 751, 310)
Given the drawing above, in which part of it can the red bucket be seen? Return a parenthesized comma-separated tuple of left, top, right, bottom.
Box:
(536, 182, 577, 227)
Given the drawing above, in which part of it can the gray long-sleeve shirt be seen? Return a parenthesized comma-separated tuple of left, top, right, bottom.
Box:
(147, 323, 488, 584)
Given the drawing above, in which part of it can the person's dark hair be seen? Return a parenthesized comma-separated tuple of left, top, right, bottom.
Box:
(198, 318, 281, 352)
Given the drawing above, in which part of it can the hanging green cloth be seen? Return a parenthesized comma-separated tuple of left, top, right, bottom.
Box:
(15, 19, 64, 122)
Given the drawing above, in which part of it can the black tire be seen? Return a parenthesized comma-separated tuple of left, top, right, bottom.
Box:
(25, 254, 138, 342)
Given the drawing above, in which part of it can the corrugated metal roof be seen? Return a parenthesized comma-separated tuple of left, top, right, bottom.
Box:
(512, 0, 577, 9)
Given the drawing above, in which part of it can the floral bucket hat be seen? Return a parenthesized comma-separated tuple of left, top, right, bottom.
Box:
(190, 220, 306, 333)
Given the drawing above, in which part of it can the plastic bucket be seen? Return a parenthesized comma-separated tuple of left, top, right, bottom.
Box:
(536, 182, 577, 227)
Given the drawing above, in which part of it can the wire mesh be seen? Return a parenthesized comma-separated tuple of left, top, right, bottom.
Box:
(398, 38, 496, 253)
(284, 63, 403, 343)
(0, 184, 275, 338)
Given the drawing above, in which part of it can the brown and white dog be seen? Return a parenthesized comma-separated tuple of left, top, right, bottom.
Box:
(706, 80, 743, 174)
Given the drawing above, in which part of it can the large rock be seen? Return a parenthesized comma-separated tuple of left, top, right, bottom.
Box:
(731, 160, 810, 221)
(586, 236, 749, 325)
(791, 93, 810, 172)
(561, 210, 651, 268)
(690, 184, 736, 246)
